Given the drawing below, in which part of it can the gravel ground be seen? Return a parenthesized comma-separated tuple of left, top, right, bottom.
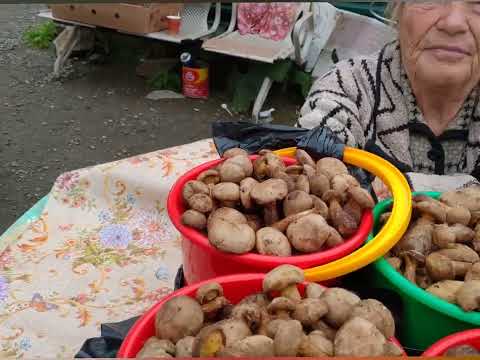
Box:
(0, 4, 301, 233)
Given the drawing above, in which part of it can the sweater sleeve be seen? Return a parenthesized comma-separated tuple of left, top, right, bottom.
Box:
(298, 60, 374, 149)
(405, 172, 480, 193)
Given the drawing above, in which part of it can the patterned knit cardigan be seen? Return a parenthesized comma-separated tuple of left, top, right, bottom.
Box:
(298, 41, 480, 192)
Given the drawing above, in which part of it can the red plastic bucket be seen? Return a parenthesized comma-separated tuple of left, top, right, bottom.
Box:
(167, 155, 373, 285)
(422, 329, 480, 356)
(118, 272, 405, 358)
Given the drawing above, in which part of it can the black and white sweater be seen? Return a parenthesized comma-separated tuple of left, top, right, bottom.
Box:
(298, 41, 480, 192)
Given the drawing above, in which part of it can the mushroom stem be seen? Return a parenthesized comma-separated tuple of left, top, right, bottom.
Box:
(264, 202, 280, 226)
(402, 254, 417, 284)
(281, 285, 302, 302)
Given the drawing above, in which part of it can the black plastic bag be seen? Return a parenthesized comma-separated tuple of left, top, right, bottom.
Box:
(212, 121, 373, 192)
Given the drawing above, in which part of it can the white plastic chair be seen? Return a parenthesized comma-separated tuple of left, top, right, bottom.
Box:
(202, 3, 313, 122)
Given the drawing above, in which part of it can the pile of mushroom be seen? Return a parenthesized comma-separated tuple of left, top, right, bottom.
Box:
(137, 265, 403, 358)
(384, 186, 480, 312)
(181, 148, 375, 255)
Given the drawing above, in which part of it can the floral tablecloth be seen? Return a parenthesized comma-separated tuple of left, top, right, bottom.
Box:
(0, 139, 218, 358)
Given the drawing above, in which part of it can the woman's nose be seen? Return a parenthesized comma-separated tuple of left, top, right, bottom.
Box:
(436, 2, 469, 35)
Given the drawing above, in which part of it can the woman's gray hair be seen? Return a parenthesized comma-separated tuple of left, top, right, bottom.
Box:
(385, 0, 402, 24)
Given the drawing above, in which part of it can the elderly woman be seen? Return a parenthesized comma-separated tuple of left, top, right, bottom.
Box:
(299, 1, 480, 196)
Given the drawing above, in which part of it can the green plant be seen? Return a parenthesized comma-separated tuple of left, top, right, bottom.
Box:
(23, 21, 58, 49)
(148, 66, 181, 93)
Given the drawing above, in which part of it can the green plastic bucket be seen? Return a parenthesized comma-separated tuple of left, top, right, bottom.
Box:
(367, 191, 480, 351)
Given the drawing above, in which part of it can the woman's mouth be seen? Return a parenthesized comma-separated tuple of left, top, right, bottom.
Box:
(427, 46, 472, 62)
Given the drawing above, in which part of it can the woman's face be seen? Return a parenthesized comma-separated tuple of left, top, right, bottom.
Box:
(399, 1, 480, 90)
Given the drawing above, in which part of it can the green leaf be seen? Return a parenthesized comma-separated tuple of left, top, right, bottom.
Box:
(23, 21, 58, 49)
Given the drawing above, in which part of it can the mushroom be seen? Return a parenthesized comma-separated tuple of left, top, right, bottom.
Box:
(426, 280, 464, 303)
(426, 252, 472, 281)
(310, 195, 329, 219)
(137, 337, 175, 358)
(331, 174, 359, 194)
(197, 169, 221, 185)
(283, 190, 313, 217)
(267, 297, 296, 319)
(253, 151, 285, 180)
(328, 195, 359, 237)
(256, 227, 292, 256)
(349, 299, 395, 338)
(394, 217, 434, 258)
(181, 209, 207, 230)
(446, 206, 471, 226)
(321, 288, 360, 328)
(437, 244, 480, 263)
(386, 256, 402, 271)
(263, 264, 304, 302)
(224, 148, 249, 158)
(231, 302, 266, 333)
(295, 174, 310, 193)
(207, 210, 256, 254)
(265, 319, 288, 338)
(175, 336, 195, 358)
(433, 224, 456, 249)
(285, 165, 304, 176)
(208, 207, 247, 227)
(296, 149, 316, 168)
(440, 186, 480, 213)
(456, 280, 480, 311)
(347, 186, 375, 209)
(218, 335, 274, 357)
(414, 199, 447, 223)
(192, 319, 252, 357)
(465, 262, 480, 281)
(250, 178, 288, 226)
(334, 317, 392, 357)
(273, 319, 304, 356)
(474, 223, 480, 251)
(182, 180, 210, 204)
(197, 282, 229, 320)
(309, 174, 330, 197)
(212, 182, 240, 206)
(445, 344, 480, 356)
(271, 208, 318, 233)
(187, 193, 214, 213)
(292, 298, 328, 326)
(303, 164, 316, 178)
(239, 177, 259, 210)
(402, 253, 418, 284)
(287, 213, 342, 253)
(450, 224, 476, 243)
(299, 330, 334, 357)
(155, 295, 204, 343)
(305, 282, 325, 299)
(219, 156, 251, 183)
(316, 157, 349, 180)
(343, 198, 363, 224)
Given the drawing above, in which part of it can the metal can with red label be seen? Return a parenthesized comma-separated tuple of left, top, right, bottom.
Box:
(182, 61, 209, 99)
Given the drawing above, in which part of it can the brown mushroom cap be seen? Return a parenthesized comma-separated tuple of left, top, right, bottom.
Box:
(137, 337, 175, 358)
(303, 164, 316, 178)
(265, 319, 288, 338)
(426, 280, 464, 303)
(312, 320, 337, 341)
(445, 344, 480, 356)
(183, 180, 210, 202)
(197, 169, 221, 185)
(316, 157, 348, 180)
(250, 178, 288, 205)
(213, 182, 241, 202)
(263, 264, 304, 293)
(310, 195, 329, 219)
(196, 282, 224, 305)
(286, 165, 304, 176)
(286, 213, 333, 253)
(273, 319, 304, 356)
(256, 227, 292, 257)
(240, 177, 259, 210)
(253, 152, 286, 180)
(208, 207, 247, 227)
(305, 282, 326, 299)
(181, 209, 207, 230)
(267, 297, 296, 318)
(347, 186, 375, 209)
(296, 149, 316, 168)
(465, 262, 480, 281)
(309, 174, 330, 197)
(219, 335, 274, 357)
(446, 206, 471, 226)
(228, 155, 254, 177)
(437, 244, 480, 263)
(187, 193, 213, 213)
(414, 200, 447, 223)
(299, 331, 334, 357)
(349, 299, 395, 339)
(208, 216, 256, 254)
(224, 148, 249, 158)
(295, 174, 310, 193)
(293, 298, 328, 326)
(440, 187, 480, 213)
(321, 288, 361, 328)
(271, 169, 296, 193)
(155, 295, 204, 343)
(283, 190, 314, 217)
(334, 317, 389, 357)
(230, 302, 265, 332)
(426, 252, 471, 281)
(456, 280, 480, 311)
(175, 336, 195, 358)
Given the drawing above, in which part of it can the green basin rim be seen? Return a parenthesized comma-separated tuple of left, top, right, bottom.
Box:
(368, 191, 480, 324)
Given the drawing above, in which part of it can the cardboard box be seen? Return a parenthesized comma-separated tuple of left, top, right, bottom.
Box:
(51, 4, 183, 34)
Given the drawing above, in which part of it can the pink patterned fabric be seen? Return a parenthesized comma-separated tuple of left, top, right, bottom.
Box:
(237, 3, 300, 41)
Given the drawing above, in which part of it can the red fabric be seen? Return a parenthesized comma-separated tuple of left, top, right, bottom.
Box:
(237, 3, 300, 41)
